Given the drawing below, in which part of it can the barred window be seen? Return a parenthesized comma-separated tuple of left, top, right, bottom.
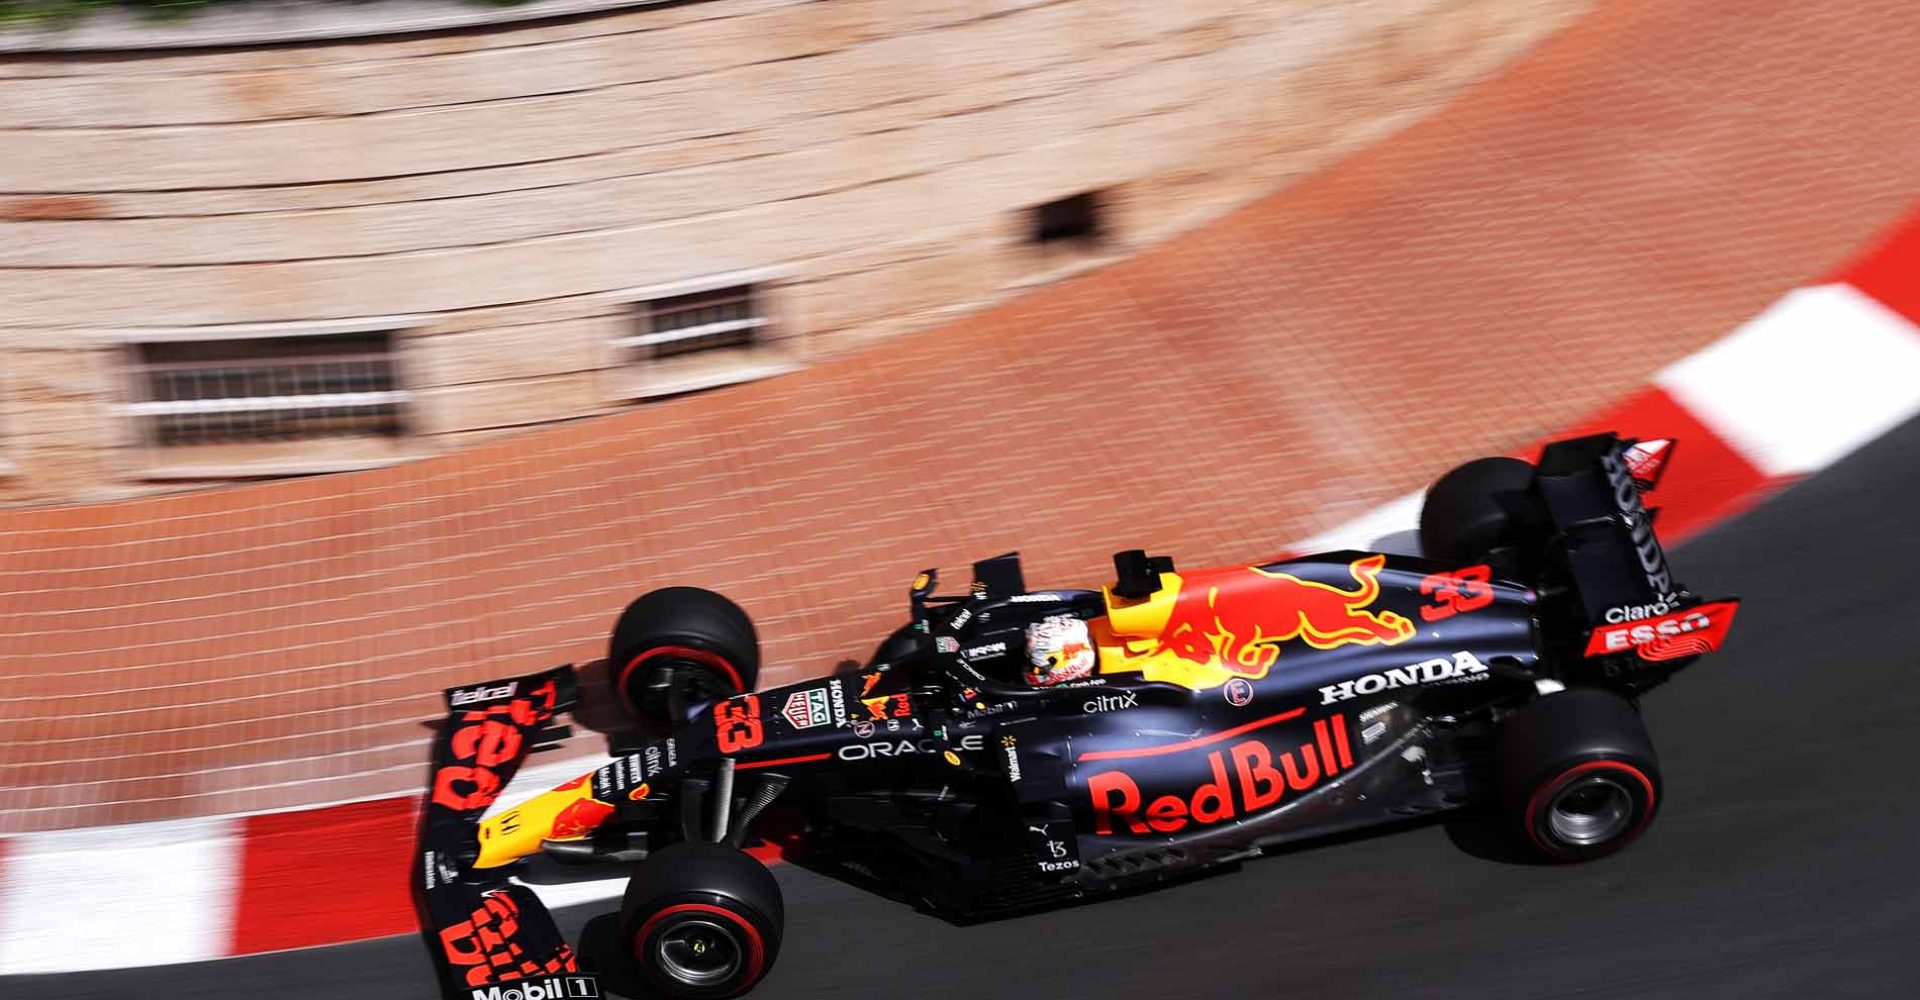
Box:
(1030, 190, 1104, 246)
(616, 284, 767, 361)
(123, 332, 407, 447)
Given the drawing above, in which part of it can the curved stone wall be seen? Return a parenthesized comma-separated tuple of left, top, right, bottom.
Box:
(0, 0, 1587, 503)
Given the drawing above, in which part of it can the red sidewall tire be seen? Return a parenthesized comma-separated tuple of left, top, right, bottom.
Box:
(1523, 757, 1659, 862)
(630, 899, 770, 999)
(607, 587, 760, 727)
(617, 645, 747, 704)
(620, 841, 783, 999)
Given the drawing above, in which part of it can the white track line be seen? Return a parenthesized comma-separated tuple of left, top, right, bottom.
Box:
(1657, 284, 1920, 477)
(0, 817, 242, 974)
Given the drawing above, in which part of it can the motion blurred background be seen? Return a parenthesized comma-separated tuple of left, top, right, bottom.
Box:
(2, 0, 1917, 996)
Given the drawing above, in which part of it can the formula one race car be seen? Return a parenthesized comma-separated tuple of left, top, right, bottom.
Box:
(414, 433, 1739, 999)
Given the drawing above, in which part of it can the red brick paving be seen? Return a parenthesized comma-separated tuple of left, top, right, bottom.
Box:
(4, 0, 1919, 832)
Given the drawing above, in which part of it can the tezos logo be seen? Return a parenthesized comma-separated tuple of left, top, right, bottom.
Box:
(1223, 678, 1254, 707)
(450, 682, 516, 706)
(469, 975, 598, 999)
(962, 642, 1008, 660)
(1317, 651, 1488, 705)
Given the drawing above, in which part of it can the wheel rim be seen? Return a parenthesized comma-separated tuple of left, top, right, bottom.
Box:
(653, 917, 745, 988)
(635, 656, 741, 723)
(1546, 773, 1635, 846)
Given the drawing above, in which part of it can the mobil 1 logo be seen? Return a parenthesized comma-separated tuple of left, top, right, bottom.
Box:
(469, 974, 599, 999)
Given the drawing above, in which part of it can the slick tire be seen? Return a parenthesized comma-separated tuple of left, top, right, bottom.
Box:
(1419, 456, 1536, 565)
(620, 841, 784, 999)
(1497, 689, 1661, 862)
(609, 587, 759, 730)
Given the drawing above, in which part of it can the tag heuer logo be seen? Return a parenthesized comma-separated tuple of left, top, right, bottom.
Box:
(782, 689, 831, 729)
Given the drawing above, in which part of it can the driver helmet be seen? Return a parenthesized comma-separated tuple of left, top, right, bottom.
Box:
(1026, 615, 1096, 687)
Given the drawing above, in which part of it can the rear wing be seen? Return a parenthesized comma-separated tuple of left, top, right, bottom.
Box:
(1534, 434, 1739, 664)
(413, 665, 600, 999)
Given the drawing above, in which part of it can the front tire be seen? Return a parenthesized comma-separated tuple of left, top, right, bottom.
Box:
(1497, 689, 1661, 862)
(620, 841, 783, 999)
(608, 587, 759, 729)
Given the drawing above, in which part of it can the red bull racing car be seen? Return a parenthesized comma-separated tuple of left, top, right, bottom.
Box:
(414, 433, 1740, 999)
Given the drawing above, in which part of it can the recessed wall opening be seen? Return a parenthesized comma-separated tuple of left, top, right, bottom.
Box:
(124, 331, 407, 448)
(624, 283, 767, 363)
(607, 273, 801, 401)
(1029, 190, 1105, 246)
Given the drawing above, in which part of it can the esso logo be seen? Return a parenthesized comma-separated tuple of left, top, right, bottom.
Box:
(1599, 610, 1712, 651)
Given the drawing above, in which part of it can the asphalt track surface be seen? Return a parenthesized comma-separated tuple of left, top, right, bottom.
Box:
(16, 418, 1920, 1000)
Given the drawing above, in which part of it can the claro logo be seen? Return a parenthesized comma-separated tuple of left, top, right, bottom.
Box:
(1601, 448, 1673, 594)
(837, 733, 985, 761)
(1086, 716, 1352, 835)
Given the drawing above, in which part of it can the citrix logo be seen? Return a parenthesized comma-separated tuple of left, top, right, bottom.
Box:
(1083, 691, 1138, 714)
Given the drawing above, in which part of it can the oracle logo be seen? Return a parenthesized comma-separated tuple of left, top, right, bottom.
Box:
(836, 733, 985, 761)
(1086, 717, 1353, 835)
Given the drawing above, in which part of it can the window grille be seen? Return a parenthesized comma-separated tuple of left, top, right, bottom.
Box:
(121, 331, 406, 447)
(613, 284, 767, 361)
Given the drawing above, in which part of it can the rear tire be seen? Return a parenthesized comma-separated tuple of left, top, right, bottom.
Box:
(609, 588, 759, 730)
(1419, 456, 1536, 565)
(620, 841, 783, 999)
(1497, 689, 1661, 862)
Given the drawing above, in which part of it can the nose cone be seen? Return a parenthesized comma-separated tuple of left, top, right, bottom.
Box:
(472, 773, 610, 869)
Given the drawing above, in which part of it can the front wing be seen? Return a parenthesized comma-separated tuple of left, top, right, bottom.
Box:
(414, 665, 599, 998)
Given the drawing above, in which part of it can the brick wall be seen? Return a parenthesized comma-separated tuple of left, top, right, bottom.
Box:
(0, 0, 1588, 503)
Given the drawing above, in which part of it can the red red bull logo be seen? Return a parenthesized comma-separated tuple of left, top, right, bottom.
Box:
(548, 788, 615, 840)
(1094, 555, 1416, 689)
(1086, 715, 1355, 835)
